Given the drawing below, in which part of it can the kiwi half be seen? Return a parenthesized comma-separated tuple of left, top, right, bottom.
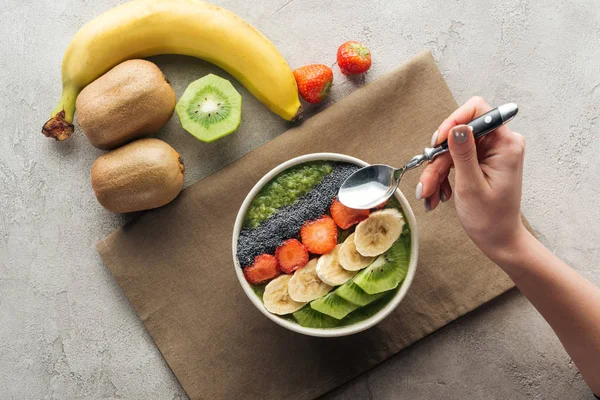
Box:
(176, 74, 242, 142)
(293, 306, 341, 329)
(353, 234, 410, 294)
(310, 293, 359, 320)
(336, 281, 388, 307)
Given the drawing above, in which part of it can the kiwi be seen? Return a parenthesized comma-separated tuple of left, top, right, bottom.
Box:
(310, 293, 359, 320)
(336, 281, 388, 307)
(76, 59, 176, 150)
(176, 74, 242, 143)
(340, 291, 396, 326)
(91, 138, 184, 213)
(293, 306, 341, 329)
(353, 235, 410, 294)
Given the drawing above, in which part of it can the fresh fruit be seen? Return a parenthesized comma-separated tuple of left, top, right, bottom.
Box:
(336, 40, 372, 75)
(336, 281, 387, 307)
(275, 239, 309, 274)
(293, 64, 333, 104)
(91, 138, 184, 213)
(354, 208, 405, 257)
(310, 292, 359, 320)
(354, 236, 410, 294)
(316, 245, 357, 286)
(243, 254, 280, 285)
(176, 74, 242, 143)
(76, 60, 176, 150)
(42, 0, 301, 141)
(330, 198, 370, 229)
(287, 259, 332, 302)
(338, 233, 375, 271)
(263, 275, 306, 315)
(300, 216, 338, 254)
(293, 306, 341, 329)
(374, 200, 388, 209)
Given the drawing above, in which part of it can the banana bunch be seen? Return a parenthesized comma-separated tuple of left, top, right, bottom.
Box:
(43, 0, 302, 141)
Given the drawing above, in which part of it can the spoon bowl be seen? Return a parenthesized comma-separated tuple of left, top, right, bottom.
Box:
(338, 164, 399, 209)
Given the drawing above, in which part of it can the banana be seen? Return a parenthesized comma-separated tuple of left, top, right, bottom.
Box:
(316, 245, 357, 286)
(43, 0, 302, 141)
(338, 233, 375, 271)
(288, 259, 333, 302)
(263, 275, 306, 315)
(354, 208, 405, 257)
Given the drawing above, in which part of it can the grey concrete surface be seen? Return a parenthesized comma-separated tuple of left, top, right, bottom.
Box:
(1, 0, 599, 398)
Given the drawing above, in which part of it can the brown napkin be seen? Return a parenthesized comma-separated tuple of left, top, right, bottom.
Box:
(98, 51, 526, 400)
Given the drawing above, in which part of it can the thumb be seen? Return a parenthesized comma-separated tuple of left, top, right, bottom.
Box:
(447, 125, 485, 185)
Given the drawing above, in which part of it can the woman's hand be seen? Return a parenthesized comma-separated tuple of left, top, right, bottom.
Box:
(417, 96, 527, 261)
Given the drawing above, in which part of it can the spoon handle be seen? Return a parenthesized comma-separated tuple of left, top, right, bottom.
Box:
(424, 103, 519, 162)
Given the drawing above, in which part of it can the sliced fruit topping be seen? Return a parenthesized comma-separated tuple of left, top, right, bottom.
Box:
(310, 292, 359, 320)
(300, 215, 338, 255)
(293, 306, 341, 329)
(288, 259, 333, 302)
(336, 281, 388, 307)
(374, 200, 388, 209)
(338, 233, 375, 271)
(176, 74, 242, 143)
(275, 239, 309, 274)
(243, 254, 280, 285)
(293, 64, 333, 104)
(263, 275, 306, 315)
(329, 198, 370, 229)
(316, 244, 357, 286)
(354, 235, 410, 294)
(354, 208, 404, 257)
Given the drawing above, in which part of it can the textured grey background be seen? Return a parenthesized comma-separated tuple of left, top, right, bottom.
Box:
(1, 0, 599, 398)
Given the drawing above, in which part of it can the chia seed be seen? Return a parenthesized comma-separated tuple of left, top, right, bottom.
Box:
(237, 162, 360, 268)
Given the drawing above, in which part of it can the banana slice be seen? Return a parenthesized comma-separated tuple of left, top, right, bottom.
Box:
(354, 208, 404, 257)
(338, 233, 375, 271)
(263, 275, 306, 315)
(288, 259, 333, 302)
(316, 245, 357, 286)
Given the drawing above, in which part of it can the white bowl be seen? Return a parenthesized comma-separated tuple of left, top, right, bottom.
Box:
(232, 153, 419, 337)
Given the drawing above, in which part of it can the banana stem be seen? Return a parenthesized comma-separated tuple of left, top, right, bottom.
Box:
(42, 85, 80, 141)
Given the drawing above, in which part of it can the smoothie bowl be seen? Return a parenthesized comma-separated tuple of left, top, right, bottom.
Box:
(232, 153, 418, 337)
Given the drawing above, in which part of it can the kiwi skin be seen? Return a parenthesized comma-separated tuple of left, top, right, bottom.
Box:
(91, 138, 184, 213)
(76, 59, 176, 150)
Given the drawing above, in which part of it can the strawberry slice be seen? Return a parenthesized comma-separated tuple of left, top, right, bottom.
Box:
(374, 200, 388, 209)
(275, 239, 309, 274)
(300, 216, 338, 254)
(330, 199, 370, 229)
(243, 254, 280, 285)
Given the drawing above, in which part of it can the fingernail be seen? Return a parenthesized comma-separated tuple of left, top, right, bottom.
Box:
(440, 190, 447, 203)
(415, 182, 423, 200)
(430, 130, 439, 147)
(424, 198, 431, 212)
(451, 125, 471, 144)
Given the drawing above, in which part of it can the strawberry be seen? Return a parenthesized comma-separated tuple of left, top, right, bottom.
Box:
(293, 64, 333, 104)
(374, 200, 388, 209)
(329, 199, 370, 229)
(243, 254, 280, 285)
(337, 41, 372, 75)
(275, 239, 309, 274)
(300, 216, 338, 254)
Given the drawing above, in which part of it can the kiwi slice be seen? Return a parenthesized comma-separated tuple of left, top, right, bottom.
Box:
(310, 293, 360, 320)
(354, 235, 410, 294)
(340, 291, 396, 326)
(176, 74, 242, 142)
(293, 306, 341, 328)
(336, 281, 389, 307)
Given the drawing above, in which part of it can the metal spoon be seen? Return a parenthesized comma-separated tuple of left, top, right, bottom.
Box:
(338, 103, 519, 209)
